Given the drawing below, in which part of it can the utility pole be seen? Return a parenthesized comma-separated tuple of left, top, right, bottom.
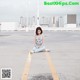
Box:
(37, 0, 40, 26)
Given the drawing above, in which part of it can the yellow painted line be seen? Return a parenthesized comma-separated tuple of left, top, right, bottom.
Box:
(45, 52, 60, 80)
(22, 52, 32, 80)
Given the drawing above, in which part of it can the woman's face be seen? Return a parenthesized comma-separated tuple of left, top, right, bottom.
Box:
(38, 30, 41, 35)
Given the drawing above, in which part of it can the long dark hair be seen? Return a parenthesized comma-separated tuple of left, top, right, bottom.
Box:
(36, 27, 43, 35)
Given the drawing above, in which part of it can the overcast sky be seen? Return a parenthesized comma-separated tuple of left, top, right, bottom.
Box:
(0, 0, 80, 21)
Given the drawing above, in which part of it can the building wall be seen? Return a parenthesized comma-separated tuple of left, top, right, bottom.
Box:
(67, 14, 76, 24)
(0, 22, 18, 30)
(77, 14, 80, 27)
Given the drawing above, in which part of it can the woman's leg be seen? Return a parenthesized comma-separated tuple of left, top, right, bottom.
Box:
(31, 46, 50, 53)
(31, 46, 40, 53)
(31, 46, 45, 53)
(37, 46, 50, 52)
(36, 46, 45, 52)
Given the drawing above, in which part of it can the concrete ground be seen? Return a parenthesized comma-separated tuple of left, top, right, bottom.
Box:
(0, 30, 80, 80)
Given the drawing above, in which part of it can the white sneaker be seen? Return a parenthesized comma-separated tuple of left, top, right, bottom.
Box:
(45, 49, 50, 52)
(30, 51, 34, 54)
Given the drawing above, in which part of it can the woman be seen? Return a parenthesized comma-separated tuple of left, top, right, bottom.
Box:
(30, 27, 50, 53)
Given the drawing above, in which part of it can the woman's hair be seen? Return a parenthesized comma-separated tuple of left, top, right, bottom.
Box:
(36, 27, 43, 35)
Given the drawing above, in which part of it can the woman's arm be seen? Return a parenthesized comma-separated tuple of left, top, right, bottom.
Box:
(42, 35, 44, 43)
(34, 35, 36, 44)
